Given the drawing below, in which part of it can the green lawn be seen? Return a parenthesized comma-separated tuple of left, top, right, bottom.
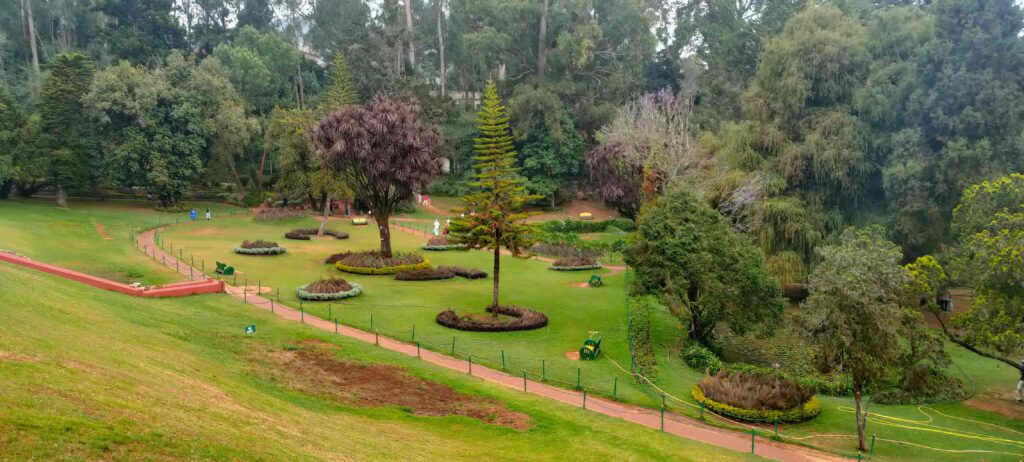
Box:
(3, 197, 1022, 462)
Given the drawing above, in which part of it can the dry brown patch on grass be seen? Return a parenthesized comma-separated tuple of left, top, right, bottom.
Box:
(965, 391, 1024, 420)
(0, 351, 38, 362)
(259, 343, 530, 430)
(89, 219, 114, 240)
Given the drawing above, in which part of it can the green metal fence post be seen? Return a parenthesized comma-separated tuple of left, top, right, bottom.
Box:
(416, 341, 421, 358)
(370, 313, 374, 332)
(699, 401, 704, 418)
(660, 406, 665, 431)
(468, 355, 473, 375)
(334, 318, 338, 333)
(613, 377, 618, 399)
(582, 389, 587, 409)
(522, 371, 527, 391)
(870, 434, 876, 456)
(576, 367, 581, 389)
(451, 336, 456, 355)
(233, 273, 237, 285)
(541, 360, 546, 380)
(300, 307, 304, 323)
(501, 350, 506, 370)
(375, 330, 379, 345)
(751, 429, 755, 454)
(201, 259, 204, 271)
(774, 420, 779, 436)
(179, 249, 182, 260)
(412, 324, 416, 341)
(270, 299, 274, 312)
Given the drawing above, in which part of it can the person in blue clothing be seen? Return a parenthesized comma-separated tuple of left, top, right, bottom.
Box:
(189, 209, 197, 221)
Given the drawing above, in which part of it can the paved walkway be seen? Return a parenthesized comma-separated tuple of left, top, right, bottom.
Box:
(136, 227, 840, 462)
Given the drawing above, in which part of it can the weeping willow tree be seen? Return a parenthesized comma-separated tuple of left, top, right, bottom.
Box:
(704, 4, 872, 281)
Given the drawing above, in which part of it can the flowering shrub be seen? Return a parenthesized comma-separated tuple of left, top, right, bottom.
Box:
(234, 240, 286, 255)
(422, 235, 467, 251)
(334, 251, 430, 274)
(448, 266, 487, 279)
(285, 228, 350, 240)
(436, 305, 548, 332)
(296, 277, 362, 300)
(692, 381, 820, 423)
(549, 257, 602, 271)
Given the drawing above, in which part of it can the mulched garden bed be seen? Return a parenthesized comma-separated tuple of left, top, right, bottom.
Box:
(394, 267, 455, 281)
(234, 240, 286, 255)
(296, 276, 362, 300)
(422, 235, 467, 251)
(436, 305, 548, 332)
(691, 370, 821, 423)
(334, 251, 430, 275)
(285, 228, 350, 240)
(549, 257, 602, 271)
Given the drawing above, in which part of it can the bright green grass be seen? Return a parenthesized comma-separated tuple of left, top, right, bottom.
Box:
(4, 198, 1022, 461)
(0, 197, 242, 285)
(0, 263, 764, 461)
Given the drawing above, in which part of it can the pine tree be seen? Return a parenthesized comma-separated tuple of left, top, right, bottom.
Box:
(450, 80, 541, 311)
(320, 52, 359, 113)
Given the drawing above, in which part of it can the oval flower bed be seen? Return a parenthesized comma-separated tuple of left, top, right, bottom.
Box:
(334, 251, 431, 275)
(422, 235, 467, 251)
(394, 267, 455, 281)
(234, 240, 286, 255)
(284, 228, 350, 240)
(691, 371, 821, 423)
(296, 277, 363, 301)
(436, 305, 548, 332)
(549, 257, 602, 271)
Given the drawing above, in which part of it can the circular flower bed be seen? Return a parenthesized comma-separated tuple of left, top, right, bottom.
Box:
(691, 371, 821, 423)
(549, 257, 602, 271)
(234, 240, 286, 255)
(436, 305, 548, 332)
(296, 277, 363, 300)
(334, 251, 430, 275)
(394, 267, 456, 281)
(422, 235, 467, 251)
(285, 228, 350, 240)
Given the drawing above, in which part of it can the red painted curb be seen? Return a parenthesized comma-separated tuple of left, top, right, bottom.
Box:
(0, 251, 223, 297)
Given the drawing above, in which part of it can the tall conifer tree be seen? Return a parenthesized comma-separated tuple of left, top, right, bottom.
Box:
(450, 81, 540, 311)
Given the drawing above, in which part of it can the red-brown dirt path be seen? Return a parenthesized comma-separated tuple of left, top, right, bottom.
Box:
(135, 226, 839, 462)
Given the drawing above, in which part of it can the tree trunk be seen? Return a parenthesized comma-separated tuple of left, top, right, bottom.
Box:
(491, 244, 501, 314)
(929, 309, 1024, 373)
(22, 0, 40, 87)
(536, 0, 548, 78)
(318, 193, 330, 236)
(436, 0, 446, 98)
(854, 387, 868, 452)
(228, 159, 246, 198)
(0, 180, 11, 199)
(295, 62, 305, 109)
(376, 213, 393, 258)
(257, 143, 268, 196)
(404, 0, 415, 68)
(55, 185, 67, 208)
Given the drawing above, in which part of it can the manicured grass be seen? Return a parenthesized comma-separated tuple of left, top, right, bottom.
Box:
(4, 198, 1022, 461)
(0, 197, 242, 285)
(0, 263, 763, 461)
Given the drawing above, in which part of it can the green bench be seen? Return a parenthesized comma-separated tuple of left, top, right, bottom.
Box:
(579, 337, 602, 360)
(215, 261, 235, 276)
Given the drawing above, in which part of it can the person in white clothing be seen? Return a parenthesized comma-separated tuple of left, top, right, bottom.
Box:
(433, 219, 440, 236)
(1016, 357, 1024, 402)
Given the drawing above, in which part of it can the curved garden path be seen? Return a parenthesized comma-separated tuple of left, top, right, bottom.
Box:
(135, 226, 839, 462)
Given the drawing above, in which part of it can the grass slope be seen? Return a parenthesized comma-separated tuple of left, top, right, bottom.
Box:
(0, 264, 764, 461)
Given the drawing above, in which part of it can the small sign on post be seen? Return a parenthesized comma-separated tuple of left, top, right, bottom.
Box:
(245, 324, 256, 335)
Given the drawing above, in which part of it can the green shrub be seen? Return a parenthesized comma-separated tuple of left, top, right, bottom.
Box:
(691, 385, 821, 423)
(629, 296, 659, 382)
(336, 260, 431, 275)
(549, 257, 602, 271)
(681, 342, 723, 373)
(536, 218, 636, 234)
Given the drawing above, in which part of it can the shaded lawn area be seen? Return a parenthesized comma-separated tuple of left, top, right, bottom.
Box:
(0, 263, 763, 461)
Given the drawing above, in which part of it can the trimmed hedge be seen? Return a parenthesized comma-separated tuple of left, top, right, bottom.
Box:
(336, 260, 431, 275)
(549, 257, 602, 271)
(333, 251, 430, 275)
(536, 218, 636, 233)
(449, 266, 487, 279)
(296, 282, 363, 300)
(394, 267, 456, 281)
(629, 296, 659, 382)
(285, 228, 350, 240)
(436, 305, 548, 332)
(691, 385, 821, 423)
